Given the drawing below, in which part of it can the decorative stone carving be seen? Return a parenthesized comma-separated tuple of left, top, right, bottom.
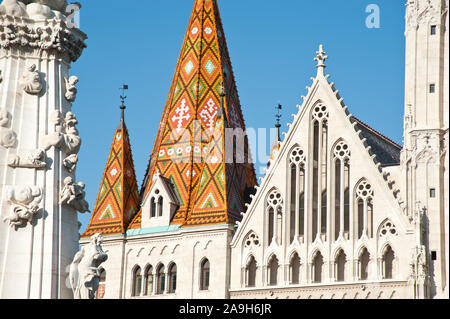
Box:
(0, 128, 17, 148)
(60, 176, 90, 213)
(3, 185, 43, 228)
(64, 75, 78, 102)
(69, 233, 108, 299)
(379, 220, 398, 238)
(0, 0, 27, 17)
(0, 108, 10, 127)
(20, 64, 43, 95)
(289, 147, 306, 166)
(41, 111, 81, 155)
(8, 149, 46, 169)
(406, 0, 442, 32)
(409, 245, 428, 283)
(63, 154, 78, 173)
(244, 232, 261, 249)
(0, 15, 87, 63)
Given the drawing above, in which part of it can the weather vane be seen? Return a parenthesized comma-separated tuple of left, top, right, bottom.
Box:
(120, 84, 128, 121)
(275, 102, 282, 141)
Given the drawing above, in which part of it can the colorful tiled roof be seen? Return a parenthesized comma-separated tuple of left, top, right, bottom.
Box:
(82, 118, 140, 237)
(129, 0, 256, 229)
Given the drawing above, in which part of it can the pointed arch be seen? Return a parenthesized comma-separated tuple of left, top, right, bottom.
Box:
(167, 262, 177, 294)
(311, 250, 324, 283)
(155, 263, 166, 295)
(288, 144, 306, 243)
(358, 246, 371, 281)
(332, 138, 351, 240)
(131, 265, 143, 297)
(381, 244, 396, 280)
(143, 264, 154, 296)
(334, 249, 347, 282)
(200, 258, 210, 291)
(267, 254, 279, 286)
(354, 178, 374, 239)
(265, 188, 283, 246)
(245, 255, 257, 288)
(289, 252, 301, 285)
(377, 219, 398, 238)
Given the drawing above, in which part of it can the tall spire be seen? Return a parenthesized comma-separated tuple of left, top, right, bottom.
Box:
(82, 91, 140, 238)
(119, 84, 128, 126)
(128, 0, 256, 229)
(275, 102, 282, 142)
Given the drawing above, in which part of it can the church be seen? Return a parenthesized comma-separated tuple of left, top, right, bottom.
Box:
(0, 0, 448, 299)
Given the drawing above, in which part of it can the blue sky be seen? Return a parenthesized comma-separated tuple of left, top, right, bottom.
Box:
(74, 0, 406, 232)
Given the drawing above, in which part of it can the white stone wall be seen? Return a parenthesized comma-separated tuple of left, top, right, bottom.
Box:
(82, 225, 233, 299)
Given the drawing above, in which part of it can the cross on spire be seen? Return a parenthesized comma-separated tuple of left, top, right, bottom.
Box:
(119, 84, 128, 123)
(275, 102, 282, 142)
(314, 44, 328, 76)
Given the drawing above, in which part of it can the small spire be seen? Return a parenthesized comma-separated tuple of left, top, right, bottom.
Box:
(119, 84, 128, 125)
(275, 102, 282, 142)
(314, 44, 328, 76)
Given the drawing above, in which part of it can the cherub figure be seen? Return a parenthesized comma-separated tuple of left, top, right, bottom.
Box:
(20, 64, 43, 95)
(60, 176, 77, 206)
(64, 75, 79, 103)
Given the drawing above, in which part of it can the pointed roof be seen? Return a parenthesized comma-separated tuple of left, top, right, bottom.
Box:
(82, 116, 140, 238)
(128, 0, 256, 229)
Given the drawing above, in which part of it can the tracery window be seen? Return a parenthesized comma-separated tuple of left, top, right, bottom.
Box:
(356, 180, 374, 239)
(382, 246, 395, 280)
(244, 232, 261, 249)
(266, 189, 283, 246)
(333, 140, 350, 240)
(290, 253, 301, 284)
(312, 104, 328, 241)
(289, 147, 306, 243)
(246, 256, 257, 287)
(379, 220, 398, 238)
(156, 264, 165, 294)
(144, 265, 154, 295)
(132, 266, 142, 297)
(157, 197, 164, 217)
(200, 259, 210, 291)
(268, 255, 279, 286)
(312, 251, 324, 283)
(358, 248, 370, 281)
(335, 250, 347, 282)
(168, 263, 177, 294)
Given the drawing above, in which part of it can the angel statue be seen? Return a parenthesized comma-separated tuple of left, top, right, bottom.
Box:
(69, 233, 108, 299)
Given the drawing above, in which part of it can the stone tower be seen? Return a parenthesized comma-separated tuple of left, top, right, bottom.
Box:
(401, 0, 449, 298)
(0, 0, 87, 299)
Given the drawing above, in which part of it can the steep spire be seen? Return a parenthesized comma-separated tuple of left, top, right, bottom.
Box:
(129, 0, 256, 229)
(82, 93, 140, 238)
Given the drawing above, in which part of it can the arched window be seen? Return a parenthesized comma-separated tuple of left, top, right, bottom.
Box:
(144, 265, 153, 295)
(289, 147, 306, 243)
(333, 140, 350, 240)
(132, 266, 142, 297)
(97, 269, 106, 299)
(158, 197, 164, 217)
(356, 180, 374, 239)
(156, 264, 165, 294)
(312, 104, 328, 241)
(312, 252, 324, 283)
(266, 189, 283, 246)
(246, 256, 257, 288)
(150, 197, 156, 218)
(290, 253, 301, 284)
(268, 256, 279, 286)
(168, 263, 177, 293)
(383, 246, 395, 279)
(335, 250, 347, 282)
(200, 259, 210, 291)
(359, 248, 370, 281)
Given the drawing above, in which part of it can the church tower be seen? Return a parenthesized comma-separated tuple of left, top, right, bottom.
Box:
(0, 1, 87, 298)
(402, 0, 449, 298)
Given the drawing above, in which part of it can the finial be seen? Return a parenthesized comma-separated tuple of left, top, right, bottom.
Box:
(119, 84, 128, 123)
(314, 44, 328, 76)
(218, 83, 227, 119)
(275, 102, 282, 142)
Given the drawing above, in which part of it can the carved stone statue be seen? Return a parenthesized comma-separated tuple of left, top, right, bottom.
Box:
(8, 149, 46, 169)
(3, 186, 43, 228)
(0, 128, 17, 149)
(41, 111, 81, 155)
(60, 176, 90, 213)
(0, 108, 9, 127)
(64, 75, 78, 103)
(0, 0, 27, 17)
(20, 64, 43, 95)
(63, 154, 78, 173)
(69, 234, 108, 299)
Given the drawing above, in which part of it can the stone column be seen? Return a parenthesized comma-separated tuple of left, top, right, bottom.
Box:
(0, 3, 86, 299)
